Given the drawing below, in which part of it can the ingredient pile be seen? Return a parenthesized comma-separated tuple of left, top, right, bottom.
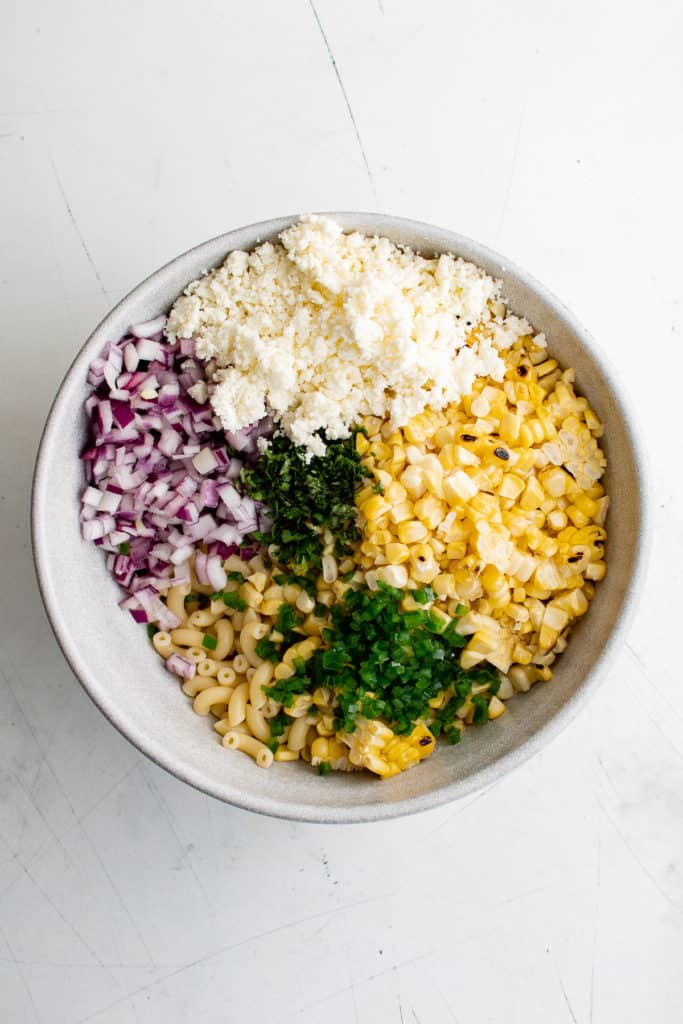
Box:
(79, 216, 608, 778)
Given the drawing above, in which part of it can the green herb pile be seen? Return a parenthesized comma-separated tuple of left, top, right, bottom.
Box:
(261, 584, 500, 741)
(240, 432, 370, 576)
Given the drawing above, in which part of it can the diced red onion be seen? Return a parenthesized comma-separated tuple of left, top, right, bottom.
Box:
(165, 654, 196, 679)
(194, 551, 209, 585)
(206, 555, 227, 592)
(80, 325, 272, 615)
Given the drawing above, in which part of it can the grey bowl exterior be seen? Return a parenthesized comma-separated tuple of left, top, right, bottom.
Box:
(31, 213, 648, 823)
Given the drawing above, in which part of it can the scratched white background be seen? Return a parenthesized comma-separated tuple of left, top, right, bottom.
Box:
(1, 1, 682, 1021)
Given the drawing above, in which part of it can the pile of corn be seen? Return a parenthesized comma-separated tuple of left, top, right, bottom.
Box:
(354, 330, 608, 699)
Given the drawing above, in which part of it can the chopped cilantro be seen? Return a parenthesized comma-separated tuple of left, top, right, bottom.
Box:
(266, 738, 280, 754)
(240, 431, 370, 576)
(118, 541, 130, 555)
(146, 623, 159, 639)
(318, 761, 332, 776)
(276, 603, 300, 634)
(202, 633, 217, 651)
(227, 571, 245, 582)
(268, 712, 290, 738)
(222, 591, 246, 611)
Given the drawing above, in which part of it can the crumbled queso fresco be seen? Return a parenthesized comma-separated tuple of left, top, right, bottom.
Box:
(166, 215, 543, 458)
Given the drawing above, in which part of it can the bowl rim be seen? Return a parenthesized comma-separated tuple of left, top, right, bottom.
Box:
(31, 212, 651, 823)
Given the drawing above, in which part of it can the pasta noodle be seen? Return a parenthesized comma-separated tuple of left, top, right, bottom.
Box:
(193, 685, 234, 716)
(210, 619, 234, 661)
(222, 731, 273, 769)
(245, 704, 270, 742)
(249, 661, 273, 710)
(240, 620, 270, 667)
(228, 681, 249, 726)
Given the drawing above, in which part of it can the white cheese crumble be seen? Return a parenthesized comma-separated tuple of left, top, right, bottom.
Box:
(166, 215, 534, 457)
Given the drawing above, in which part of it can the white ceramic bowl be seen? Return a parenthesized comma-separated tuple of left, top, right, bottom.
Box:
(32, 214, 647, 823)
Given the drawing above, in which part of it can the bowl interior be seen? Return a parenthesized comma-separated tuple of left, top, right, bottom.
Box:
(32, 214, 644, 822)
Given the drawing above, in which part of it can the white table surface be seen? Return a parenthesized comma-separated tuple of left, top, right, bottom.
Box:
(2, 1, 682, 1021)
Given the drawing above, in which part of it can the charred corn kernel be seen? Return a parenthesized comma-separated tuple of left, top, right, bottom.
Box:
(397, 519, 429, 544)
(361, 494, 391, 521)
(409, 543, 436, 568)
(342, 718, 435, 778)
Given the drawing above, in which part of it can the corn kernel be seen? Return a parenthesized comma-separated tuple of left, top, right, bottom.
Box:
(397, 519, 429, 544)
(520, 477, 545, 511)
(400, 464, 426, 500)
(414, 493, 447, 530)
